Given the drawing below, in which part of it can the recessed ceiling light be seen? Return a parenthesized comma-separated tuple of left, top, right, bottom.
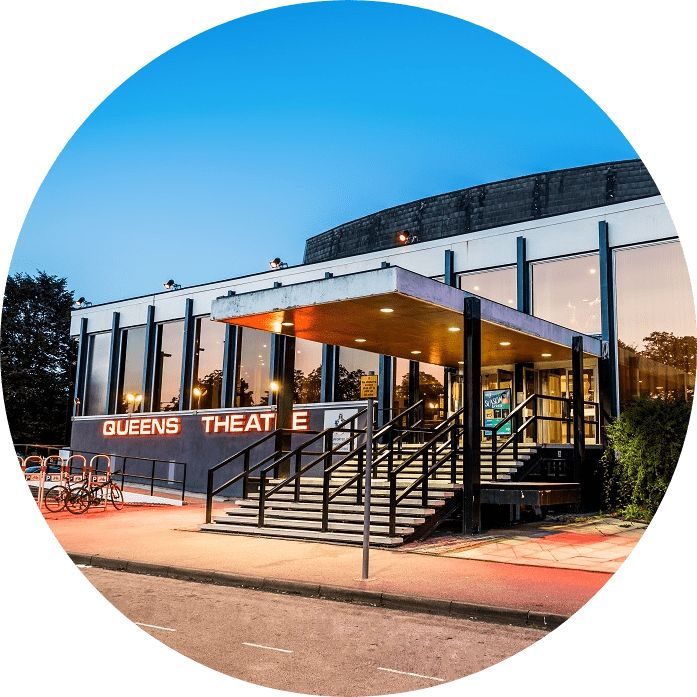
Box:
(473, 285, 480, 291)
(499, 341, 511, 347)
(589, 268, 596, 274)
(355, 338, 367, 343)
(458, 361, 464, 365)
(541, 352, 552, 358)
(447, 326, 460, 332)
(281, 321, 294, 327)
(410, 350, 421, 355)
(380, 307, 394, 313)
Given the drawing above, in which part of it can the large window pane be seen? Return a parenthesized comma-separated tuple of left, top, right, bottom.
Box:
(532, 254, 601, 334)
(153, 321, 184, 412)
(84, 333, 110, 416)
(615, 241, 696, 406)
(117, 326, 145, 413)
(459, 266, 516, 307)
(392, 358, 444, 423)
(236, 328, 271, 406)
(192, 317, 225, 409)
(293, 338, 322, 404)
(337, 346, 380, 401)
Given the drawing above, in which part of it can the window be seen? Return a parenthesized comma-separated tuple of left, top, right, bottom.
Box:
(532, 254, 601, 334)
(153, 320, 184, 412)
(293, 337, 322, 404)
(236, 327, 271, 406)
(615, 241, 696, 406)
(337, 346, 380, 401)
(392, 358, 444, 423)
(191, 317, 225, 409)
(117, 326, 145, 413)
(84, 333, 111, 416)
(459, 266, 516, 307)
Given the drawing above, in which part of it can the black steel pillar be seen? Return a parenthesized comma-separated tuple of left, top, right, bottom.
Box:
(598, 221, 619, 418)
(321, 344, 339, 402)
(140, 305, 156, 412)
(378, 355, 393, 427)
(462, 296, 482, 534)
(105, 311, 121, 414)
(179, 298, 195, 411)
(572, 335, 586, 481)
(516, 236, 530, 314)
(73, 317, 89, 416)
(271, 334, 296, 467)
(408, 360, 419, 406)
(221, 292, 240, 409)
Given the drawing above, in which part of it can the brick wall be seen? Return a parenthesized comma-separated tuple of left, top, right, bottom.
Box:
(303, 159, 659, 264)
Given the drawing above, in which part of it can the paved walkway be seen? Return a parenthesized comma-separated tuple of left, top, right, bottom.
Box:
(42, 501, 633, 617)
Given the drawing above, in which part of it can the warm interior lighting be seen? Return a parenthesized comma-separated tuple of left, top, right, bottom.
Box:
(192, 387, 202, 398)
(380, 307, 394, 313)
(355, 338, 367, 343)
(281, 321, 294, 327)
(269, 381, 280, 392)
(410, 350, 421, 355)
(589, 268, 597, 274)
(541, 352, 552, 358)
(447, 326, 460, 332)
(499, 341, 511, 347)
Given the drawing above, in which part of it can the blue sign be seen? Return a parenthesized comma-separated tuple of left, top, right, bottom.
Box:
(483, 389, 512, 436)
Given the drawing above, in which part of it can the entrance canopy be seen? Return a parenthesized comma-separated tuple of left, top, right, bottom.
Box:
(211, 267, 602, 366)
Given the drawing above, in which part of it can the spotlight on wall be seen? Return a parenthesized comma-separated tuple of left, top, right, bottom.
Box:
(395, 230, 419, 246)
(269, 257, 288, 270)
(163, 279, 181, 290)
(74, 296, 92, 308)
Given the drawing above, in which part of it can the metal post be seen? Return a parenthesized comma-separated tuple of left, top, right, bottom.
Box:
(572, 335, 586, 482)
(362, 377, 375, 580)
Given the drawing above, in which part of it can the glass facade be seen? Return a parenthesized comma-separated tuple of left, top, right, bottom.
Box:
(615, 241, 696, 406)
(459, 266, 516, 307)
(153, 320, 184, 412)
(191, 317, 225, 410)
(293, 337, 322, 404)
(236, 327, 271, 406)
(337, 346, 380, 401)
(392, 358, 444, 423)
(532, 254, 601, 334)
(117, 326, 145, 413)
(84, 333, 111, 416)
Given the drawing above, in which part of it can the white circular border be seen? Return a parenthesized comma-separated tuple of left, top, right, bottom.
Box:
(1, 2, 695, 696)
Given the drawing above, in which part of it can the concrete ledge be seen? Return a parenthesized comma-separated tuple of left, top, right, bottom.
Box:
(70, 552, 567, 630)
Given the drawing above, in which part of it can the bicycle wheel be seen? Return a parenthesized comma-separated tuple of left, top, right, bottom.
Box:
(65, 486, 91, 514)
(109, 483, 124, 510)
(90, 486, 105, 508)
(44, 485, 69, 513)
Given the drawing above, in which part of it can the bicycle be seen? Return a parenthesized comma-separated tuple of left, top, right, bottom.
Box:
(67, 472, 124, 513)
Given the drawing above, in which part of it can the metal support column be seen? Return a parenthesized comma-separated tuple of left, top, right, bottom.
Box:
(516, 236, 530, 314)
(598, 221, 619, 418)
(572, 335, 586, 481)
(73, 317, 89, 416)
(444, 249, 456, 288)
(140, 305, 156, 412)
(462, 296, 481, 534)
(408, 360, 419, 407)
(105, 312, 121, 414)
(179, 298, 195, 411)
(222, 326, 240, 409)
(272, 333, 297, 470)
(321, 344, 339, 402)
(378, 355, 393, 428)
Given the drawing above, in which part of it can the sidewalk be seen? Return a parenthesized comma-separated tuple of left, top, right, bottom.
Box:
(42, 501, 631, 619)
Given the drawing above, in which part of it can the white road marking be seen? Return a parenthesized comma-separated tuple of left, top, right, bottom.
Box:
(136, 622, 177, 633)
(242, 642, 293, 654)
(377, 667, 445, 682)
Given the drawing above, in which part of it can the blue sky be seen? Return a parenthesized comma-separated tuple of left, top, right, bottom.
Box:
(11, 0, 636, 303)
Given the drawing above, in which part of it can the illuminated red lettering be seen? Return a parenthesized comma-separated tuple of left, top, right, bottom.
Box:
(229, 414, 245, 432)
(166, 417, 181, 434)
(292, 411, 310, 431)
(260, 413, 275, 431)
(103, 421, 116, 436)
(245, 414, 262, 432)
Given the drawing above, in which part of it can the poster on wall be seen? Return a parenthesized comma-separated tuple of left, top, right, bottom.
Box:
(323, 408, 361, 452)
(483, 388, 512, 436)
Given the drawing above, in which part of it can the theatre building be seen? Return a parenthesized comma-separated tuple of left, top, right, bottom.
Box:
(69, 159, 696, 544)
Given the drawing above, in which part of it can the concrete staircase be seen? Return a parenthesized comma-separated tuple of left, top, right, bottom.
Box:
(201, 442, 540, 546)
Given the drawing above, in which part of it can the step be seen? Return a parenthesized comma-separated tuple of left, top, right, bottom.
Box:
(233, 499, 440, 515)
(211, 515, 415, 536)
(246, 491, 454, 505)
(219, 508, 427, 526)
(200, 523, 405, 547)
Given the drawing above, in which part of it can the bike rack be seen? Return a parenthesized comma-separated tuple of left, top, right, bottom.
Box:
(65, 454, 88, 486)
(23, 456, 47, 508)
(87, 455, 112, 510)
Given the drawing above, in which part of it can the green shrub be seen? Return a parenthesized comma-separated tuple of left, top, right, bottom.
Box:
(602, 396, 693, 519)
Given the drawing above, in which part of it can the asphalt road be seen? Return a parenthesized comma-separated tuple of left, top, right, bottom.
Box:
(83, 567, 546, 696)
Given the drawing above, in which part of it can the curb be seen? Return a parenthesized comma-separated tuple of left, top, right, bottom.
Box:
(69, 552, 567, 631)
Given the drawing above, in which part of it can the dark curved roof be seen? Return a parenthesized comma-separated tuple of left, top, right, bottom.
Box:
(303, 159, 658, 264)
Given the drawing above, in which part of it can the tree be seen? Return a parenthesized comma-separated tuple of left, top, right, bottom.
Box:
(640, 331, 697, 375)
(1, 271, 75, 444)
(293, 365, 321, 403)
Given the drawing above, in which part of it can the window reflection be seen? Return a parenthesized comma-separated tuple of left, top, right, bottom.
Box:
(84, 333, 110, 416)
(293, 338, 322, 404)
(532, 254, 601, 334)
(392, 358, 444, 423)
(117, 326, 145, 413)
(615, 241, 696, 406)
(153, 321, 184, 412)
(236, 327, 271, 407)
(337, 346, 380, 401)
(459, 266, 516, 307)
(191, 317, 225, 410)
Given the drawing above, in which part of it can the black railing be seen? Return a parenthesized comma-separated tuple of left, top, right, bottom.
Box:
(15, 443, 188, 503)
